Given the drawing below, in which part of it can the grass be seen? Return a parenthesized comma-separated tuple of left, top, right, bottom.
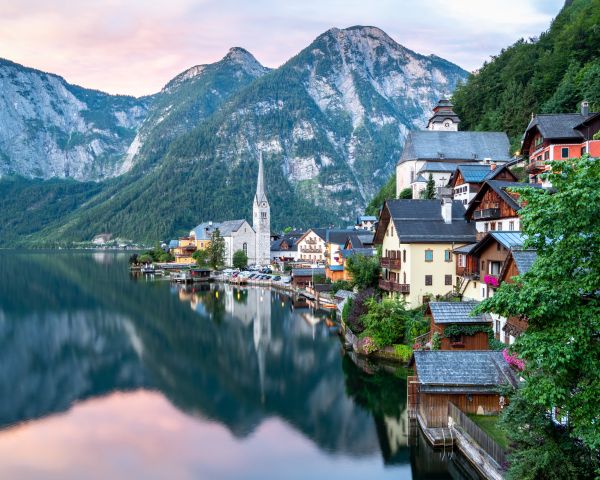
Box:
(467, 414, 509, 449)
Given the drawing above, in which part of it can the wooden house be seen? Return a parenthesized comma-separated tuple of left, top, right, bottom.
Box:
(522, 102, 600, 184)
(426, 301, 492, 350)
(291, 267, 325, 289)
(499, 249, 537, 343)
(448, 163, 517, 206)
(410, 351, 518, 428)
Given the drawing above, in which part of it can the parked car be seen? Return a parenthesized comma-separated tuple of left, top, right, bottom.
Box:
(272, 276, 281, 281)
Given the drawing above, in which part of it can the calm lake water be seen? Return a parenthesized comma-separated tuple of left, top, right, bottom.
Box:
(0, 251, 478, 480)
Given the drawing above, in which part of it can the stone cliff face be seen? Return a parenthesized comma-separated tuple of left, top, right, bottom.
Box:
(0, 59, 148, 180)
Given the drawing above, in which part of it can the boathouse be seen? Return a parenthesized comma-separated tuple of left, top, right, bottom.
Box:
(410, 351, 518, 428)
(426, 301, 492, 351)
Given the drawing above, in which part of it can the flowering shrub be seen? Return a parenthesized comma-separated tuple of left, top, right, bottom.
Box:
(484, 275, 500, 287)
(503, 348, 525, 370)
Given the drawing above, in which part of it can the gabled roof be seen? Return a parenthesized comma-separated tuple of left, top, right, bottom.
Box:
(413, 351, 518, 393)
(417, 161, 463, 174)
(524, 112, 596, 140)
(168, 239, 179, 248)
(340, 248, 376, 259)
(453, 243, 476, 254)
(190, 220, 250, 239)
(344, 232, 374, 249)
(465, 180, 543, 219)
(357, 215, 377, 223)
(399, 131, 511, 164)
(428, 301, 491, 324)
(292, 268, 325, 277)
(296, 228, 327, 244)
(470, 231, 525, 257)
(326, 229, 356, 245)
(512, 249, 537, 274)
(374, 199, 477, 244)
(452, 163, 517, 185)
(271, 234, 301, 252)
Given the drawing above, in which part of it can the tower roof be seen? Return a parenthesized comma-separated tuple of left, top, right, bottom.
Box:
(255, 153, 268, 204)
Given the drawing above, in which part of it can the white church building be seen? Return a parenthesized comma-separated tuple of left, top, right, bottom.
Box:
(189, 154, 271, 267)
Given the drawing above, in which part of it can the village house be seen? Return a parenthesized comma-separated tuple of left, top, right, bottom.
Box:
(270, 231, 304, 264)
(409, 351, 518, 428)
(498, 248, 537, 344)
(172, 236, 197, 264)
(296, 229, 327, 264)
(355, 215, 377, 231)
(522, 101, 600, 184)
(396, 99, 511, 198)
(374, 199, 477, 308)
(448, 163, 517, 206)
(464, 180, 542, 239)
(425, 301, 492, 351)
(324, 229, 356, 282)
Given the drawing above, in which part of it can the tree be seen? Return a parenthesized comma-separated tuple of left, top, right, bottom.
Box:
(232, 249, 248, 269)
(361, 296, 410, 348)
(475, 156, 600, 477)
(365, 173, 396, 216)
(346, 254, 381, 290)
(399, 187, 412, 199)
(192, 249, 209, 267)
(207, 228, 226, 269)
(421, 173, 436, 199)
(283, 226, 293, 234)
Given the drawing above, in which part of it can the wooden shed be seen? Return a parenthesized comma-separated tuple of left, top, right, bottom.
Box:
(426, 301, 492, 350)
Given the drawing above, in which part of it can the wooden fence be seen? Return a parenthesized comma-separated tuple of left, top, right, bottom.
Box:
(448, 402, 507, 468)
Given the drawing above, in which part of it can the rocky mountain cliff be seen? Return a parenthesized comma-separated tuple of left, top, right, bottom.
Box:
(0, 59, 149, 180)
(0, 26, 468, 243)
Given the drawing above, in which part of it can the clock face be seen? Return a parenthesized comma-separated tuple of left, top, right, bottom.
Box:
(261, 202, 267, 207)
(444, 122, 450, 127)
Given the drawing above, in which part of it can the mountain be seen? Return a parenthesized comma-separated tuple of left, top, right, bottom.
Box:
(0, 59, 149, 180)
(22, 26, 466, 244)
(452, 0, 600, 149)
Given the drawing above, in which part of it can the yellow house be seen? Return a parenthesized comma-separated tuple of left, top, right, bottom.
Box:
(374, 199, 477, 308)
(173, 237, 197, 264)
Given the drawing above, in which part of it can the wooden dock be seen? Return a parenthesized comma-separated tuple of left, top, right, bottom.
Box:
(416, 411, 454, 447)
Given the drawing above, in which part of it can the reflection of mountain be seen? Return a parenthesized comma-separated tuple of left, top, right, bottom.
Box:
(0, 252, 379, 457)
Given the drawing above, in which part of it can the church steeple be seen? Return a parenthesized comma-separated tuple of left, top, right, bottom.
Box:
(253, 152, 271, 266)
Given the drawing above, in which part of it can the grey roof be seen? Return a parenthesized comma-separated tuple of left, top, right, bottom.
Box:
(429, 301, 491, 324)
(326, 229, 356, 245)
(334, 290, 355, 300)
(357, 215, 377, 222)
(511, 249, 537, 275)
(385, 199, 477, 243)
(191, 220, 250, 239)
(341, 248, 376, 258)
(271, 233, 302, 252)
(413, 351, 518, 393)
(487, 180, 542, 211)
(417, 161, 463, 174)
(525, 112, 596, 140)
(399, 131, 511, 164)
(415, 174, 428, 183)
(453, 243, 476, 254)
(292, 268, 325, 277)
(345, 232, 374, 248)
(311, 228, 327, 241)
(489, 231, 525, 249)
(454, 163, 510, 183)
(168, 239, 179, 248)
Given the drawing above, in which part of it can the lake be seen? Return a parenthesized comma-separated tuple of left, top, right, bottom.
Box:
(0, 251, 479, 479)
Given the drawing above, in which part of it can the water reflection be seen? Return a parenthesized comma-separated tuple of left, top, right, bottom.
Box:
(0, 252, 474, 479)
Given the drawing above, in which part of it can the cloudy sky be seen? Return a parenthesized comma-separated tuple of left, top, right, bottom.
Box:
(0, 0, 564, 96)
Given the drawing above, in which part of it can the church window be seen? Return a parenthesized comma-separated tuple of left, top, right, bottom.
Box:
(243, 243, 247, 255)
(261, 212, 267, 219)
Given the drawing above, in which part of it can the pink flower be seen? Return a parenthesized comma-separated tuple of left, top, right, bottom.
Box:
(503, 348, 525, 370)
(484, 275, 500, 287)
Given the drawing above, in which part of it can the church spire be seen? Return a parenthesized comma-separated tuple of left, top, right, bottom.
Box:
(255, 152, 268, 204)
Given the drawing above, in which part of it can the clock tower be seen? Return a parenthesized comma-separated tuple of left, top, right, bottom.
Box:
(253, 153, 271, 266)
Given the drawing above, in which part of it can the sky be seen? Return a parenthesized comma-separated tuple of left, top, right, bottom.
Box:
(0, 0, 564, 97)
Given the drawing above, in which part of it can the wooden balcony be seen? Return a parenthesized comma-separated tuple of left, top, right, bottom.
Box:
(300, 247, 323, 253)
(473, 205, 500, 220)
(379, 279, 410, 293)
(380, 257, 401, 269)
(527, 158, 548, 173)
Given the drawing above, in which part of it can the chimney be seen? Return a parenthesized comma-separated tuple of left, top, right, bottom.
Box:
(441, 197, 453, 224)
(490, 162, 497, 171)
(581, 100, 589, 116)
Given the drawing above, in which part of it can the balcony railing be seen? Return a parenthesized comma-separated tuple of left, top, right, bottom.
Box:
(473, 206, 501, 220)
(379, 279, 410, 293)
(300, 247, 323, 253)
(527, 159, 548, 173)
(380, 257, 401, 269)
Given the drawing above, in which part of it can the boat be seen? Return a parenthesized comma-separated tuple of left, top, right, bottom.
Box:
(140, 264, 156, 274)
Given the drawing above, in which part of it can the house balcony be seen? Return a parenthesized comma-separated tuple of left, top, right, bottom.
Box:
(527, 158, 548, 174)
(473, 205, 501, 220)
(379, 279, 410, 293)
(380, 257, 401, 269)
(300, 247, 323, 253)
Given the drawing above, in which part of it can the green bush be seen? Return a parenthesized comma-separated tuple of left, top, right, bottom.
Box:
(232, 249, 248, 269)
(399, 187, 412, 199)
(346, 254, 380, 290)
(393, 344, 413, 363)
(360, 296, 410, 348)
(331, 280, 352, 294)
(341, 298, 352, 323)
(431, 332, 441, 350)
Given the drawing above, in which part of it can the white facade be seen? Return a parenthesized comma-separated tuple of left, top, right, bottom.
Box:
(224, 221, 256, 266)
(453, 183, 476, 206)
(296, 230, 326, 264)
(475, 217, 520, 235)
(253, 154, 271, 266)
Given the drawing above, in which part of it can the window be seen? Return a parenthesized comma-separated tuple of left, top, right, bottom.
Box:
(490, 222, 496, 231)
(261, 212, 267, 219)
(581, 146, 587, 156)
(403, 250, 406, 262)
(484, 222, 489, 232)
(425, 250, 433, 262)
(509, 221, 514, 231)
(497, 222, 503, 231)
(561, 147, 569, 158)
(490, 261, 501, 275)
(544, 151, 549, 160)
(425, 275, 432, 286)
(496, 320, 501, 334)
(444, 250, 452, 262)
(445, 274, 452, 286)
(243, 243, 247, 255)
(391, 226, 394, 236)
(458, 254, 466, 268)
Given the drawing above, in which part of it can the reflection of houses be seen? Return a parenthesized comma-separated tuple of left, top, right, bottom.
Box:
(522, 101, 600, 184)
(375, 199, 476, 308)
(410, 351, 518, 428)
(426, 301, 491, 350)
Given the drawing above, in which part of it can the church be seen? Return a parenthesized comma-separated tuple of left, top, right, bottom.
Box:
(395, 99, 512, 199)
(188, 154, 271, 267)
